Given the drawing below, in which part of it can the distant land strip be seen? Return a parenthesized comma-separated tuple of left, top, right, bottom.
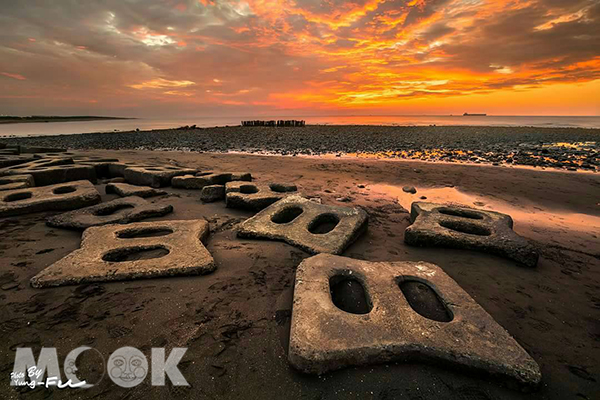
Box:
(0, 115, 134, 124)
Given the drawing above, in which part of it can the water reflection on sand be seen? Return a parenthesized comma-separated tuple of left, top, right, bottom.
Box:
(369, 184, 600, 252)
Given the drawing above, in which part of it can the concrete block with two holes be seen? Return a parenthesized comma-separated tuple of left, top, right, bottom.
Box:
(288, 254, 541, 390)
(31, 219, 215, 287)
(0, 180, 101, 217)
(237, 195, 367, 254)
(46, 196, 173, 230)
(405, 202, 539, 267)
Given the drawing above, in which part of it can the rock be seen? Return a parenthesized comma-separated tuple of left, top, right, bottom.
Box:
(402, 186, 417, 194)
(225, 181, 298, 211)
(288, 254, 541, 390)
(237, 195, 368, 254)
(405, 202, 538, 267)
(46, 196, 174, 230)
(0, 174, 34, 191)
(0, 180, 101, 217)
(200, 185, 225, 203)
(31, 219, 216, 287)
(106, 182, 166, 198)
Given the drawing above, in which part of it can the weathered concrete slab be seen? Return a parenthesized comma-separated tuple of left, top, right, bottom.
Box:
(31, 219, 216, 287)
(0, 148, 20, 155)
(237, 195, 367, 254)
(405, 202, 538, 267)
(73, 155, 120, 177)
(2, 163, 97, 186)
(106, 182, 167, 198)
(108, 161, 155, 177)
(200, 185, 225, 202)
(46, 196, 174, 230)
(0, 155, 39, 168)
(225, 181, 298, 211)
(0, 180, 101, 217)
(172, 171, 251, 189)
(288, 254, 541, 389)
(0, 174, 35, 191)
(124, 165, 197, 187)
(0, 157, 74, 175)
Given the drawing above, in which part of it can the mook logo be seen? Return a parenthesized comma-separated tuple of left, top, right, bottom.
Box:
(10, 346, 189, 390)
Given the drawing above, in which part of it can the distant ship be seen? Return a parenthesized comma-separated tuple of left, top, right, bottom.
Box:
(463, 113, 487, 116)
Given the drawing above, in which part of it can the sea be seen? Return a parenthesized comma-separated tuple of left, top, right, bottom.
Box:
(1, 115, 599, 137)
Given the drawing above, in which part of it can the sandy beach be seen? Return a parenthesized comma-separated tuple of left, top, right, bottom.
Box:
(0, 144, 599, 399)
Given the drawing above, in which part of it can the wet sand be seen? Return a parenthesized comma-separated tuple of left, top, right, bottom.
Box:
(0, 150, 599, 399)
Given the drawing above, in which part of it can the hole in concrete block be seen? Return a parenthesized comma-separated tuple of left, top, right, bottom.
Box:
(239, 185, 259, 194)
(4, 192, 33, 202)
(330, 273, 372, 314)
(271, 206, 304, 224)
(269, 183, 296, 193)
(0, 178, 11, 185)
(308, 213, 339, 234)
(102, 246, 170, 262)
(438, 207, 484, 220)
(145, 168, 161, 171)
(398, 279, 452, 322)
(116, 227, 174, 239)
(196, 172, 212, 177)
(439, 220, 491, 236)
(53, 186, 76, 195)
(93, 204, 135, 216)
(165, 167, 179, 170)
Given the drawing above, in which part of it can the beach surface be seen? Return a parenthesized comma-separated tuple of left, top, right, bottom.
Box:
(0, 148, 599, 399)
(3, 125, 599, 171)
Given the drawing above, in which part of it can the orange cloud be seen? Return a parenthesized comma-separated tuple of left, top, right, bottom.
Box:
(0, 0, 598, 116)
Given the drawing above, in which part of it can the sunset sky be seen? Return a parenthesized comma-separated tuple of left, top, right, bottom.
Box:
(0, 0, 599, 117)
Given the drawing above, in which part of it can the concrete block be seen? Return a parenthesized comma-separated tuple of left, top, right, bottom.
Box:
(124, 166, 197, 187)
(31, 219, 216, 287)
(0, 180, 101, 217)
(105, 182, 166, 198)
(46, 196, 173, 230)
(289, 254, 541, 389)
(237, 195, 367, 254)
(405, 202, 538, 267)
(225, 181, 298, 211)
(0, 174, 34, 191)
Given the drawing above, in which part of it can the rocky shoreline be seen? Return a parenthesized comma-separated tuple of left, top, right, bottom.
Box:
(2, 125, 598, 171)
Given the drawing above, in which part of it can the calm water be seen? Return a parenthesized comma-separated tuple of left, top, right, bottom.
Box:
(1, 115, 599, 137)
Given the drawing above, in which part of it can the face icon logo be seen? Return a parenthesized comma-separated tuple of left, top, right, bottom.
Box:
(108, 347, 148, 388)
(64, 358, 77, 375)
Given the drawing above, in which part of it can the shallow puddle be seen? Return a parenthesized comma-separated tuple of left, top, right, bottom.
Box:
(369, 184, 600, 248)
